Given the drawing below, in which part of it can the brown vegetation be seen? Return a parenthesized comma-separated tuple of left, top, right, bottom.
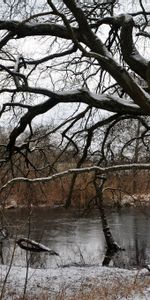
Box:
(1, 168, 150, 209)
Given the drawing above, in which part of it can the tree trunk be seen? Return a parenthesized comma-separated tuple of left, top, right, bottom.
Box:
(94, 175, 123, 266)
(133, 120, 141, 194)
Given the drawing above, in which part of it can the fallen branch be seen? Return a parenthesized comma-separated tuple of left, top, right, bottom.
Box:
(16, 238, 59, 255)
(1, 164, 150, 193)
(144, 264, 150, 272)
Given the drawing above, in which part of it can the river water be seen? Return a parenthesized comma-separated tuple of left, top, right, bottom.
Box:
(1, 207, 150, 269)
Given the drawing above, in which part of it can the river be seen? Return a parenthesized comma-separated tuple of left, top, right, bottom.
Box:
(1, 207, 150, 269)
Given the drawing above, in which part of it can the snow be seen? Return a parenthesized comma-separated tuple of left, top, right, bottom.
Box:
(0, 263, 150, 299)
(2, 164, 150, 194)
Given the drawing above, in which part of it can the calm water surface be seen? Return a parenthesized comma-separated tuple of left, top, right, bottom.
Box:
(1, 207, 150, 269)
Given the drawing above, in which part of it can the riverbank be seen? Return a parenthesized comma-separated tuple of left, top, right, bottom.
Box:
(1, 169, 150, 209)
(0, 264, 150, 299)
(3, 192, 150, 210)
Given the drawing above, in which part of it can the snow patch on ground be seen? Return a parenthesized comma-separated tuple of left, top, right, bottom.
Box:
(0, 264, 150, 299)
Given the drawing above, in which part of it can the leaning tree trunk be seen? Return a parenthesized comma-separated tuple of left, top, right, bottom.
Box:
(94, 175, 124, 266)
(133, 119, 141, 194)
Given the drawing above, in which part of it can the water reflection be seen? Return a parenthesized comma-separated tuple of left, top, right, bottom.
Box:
(0, 207, 150, 269)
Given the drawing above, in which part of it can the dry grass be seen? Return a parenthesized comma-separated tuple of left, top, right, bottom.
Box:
(2, 274, 150, 300)
(2, 169, 150, 209)
(68, 276, 150, 300)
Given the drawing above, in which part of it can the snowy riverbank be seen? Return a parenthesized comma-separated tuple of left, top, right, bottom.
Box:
(0, 264, 150, 299)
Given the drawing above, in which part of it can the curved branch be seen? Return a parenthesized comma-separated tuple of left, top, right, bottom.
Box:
(0, 20, 80, 40)
(17, 86, 146, 114)
(1, 86, 144, 115)
(16, 238, 59, 255)
(24, 44, 77, 66)
(120, 14, 148, 80)
(7, 96, 58, 155)
(1, 164, 150, 193)
(5, 87, 145, 155)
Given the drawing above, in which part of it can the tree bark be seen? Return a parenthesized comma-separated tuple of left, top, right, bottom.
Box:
(94, 175, 123, 266)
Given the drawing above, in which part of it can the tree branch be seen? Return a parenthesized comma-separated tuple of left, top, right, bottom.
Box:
(120, 14, 148, 81)
(1, 164, 150, 193)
